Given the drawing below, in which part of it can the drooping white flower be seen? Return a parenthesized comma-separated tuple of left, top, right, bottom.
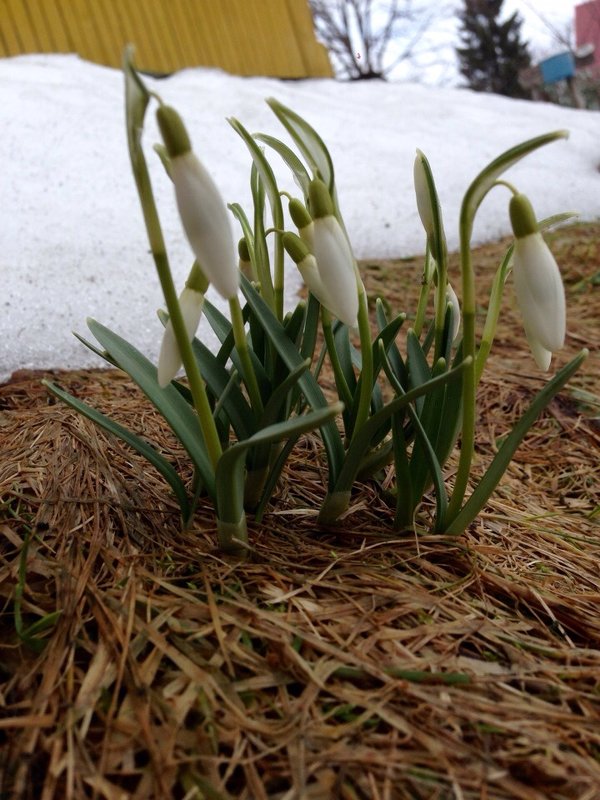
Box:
(157, 262, 208, 387)
(510, 193, 566, 370)
(287, 181, 360, 327)
(157, 287, 204, 387)
(156, 105, 238, 300)
(414, 149, 434, 238)
(434, 282, 461, 344)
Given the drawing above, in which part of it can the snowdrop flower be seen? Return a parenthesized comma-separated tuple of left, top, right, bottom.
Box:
(414, 149, 434, 238)
(288, 180, 360, 327)
(156, 105, 238, 300)
(509, 193, 566, 370)
(157, 262, 208, 387)
(434, 282, 461, 344)
(282, 232, 336, 313)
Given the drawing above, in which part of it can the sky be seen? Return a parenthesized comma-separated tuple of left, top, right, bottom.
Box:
(393, 0, 580, 85)
(1, 53, 599, 382)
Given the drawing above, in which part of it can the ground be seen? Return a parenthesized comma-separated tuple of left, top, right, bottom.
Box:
(0, 224, 599, 799)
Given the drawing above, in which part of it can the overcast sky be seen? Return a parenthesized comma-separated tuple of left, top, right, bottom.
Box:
(392, 0, 580, 85)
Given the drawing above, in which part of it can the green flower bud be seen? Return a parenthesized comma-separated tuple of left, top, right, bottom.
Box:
(509, 193, 539, 239)
(308, 178, 334, 219)
(289, 198, 312, 230)
(156, 105, 191, 158)
(510, 194, 565, 369)
(282, 232, 310, 264)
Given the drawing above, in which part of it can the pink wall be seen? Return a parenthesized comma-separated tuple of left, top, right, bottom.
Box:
(576, 0, 600, 66)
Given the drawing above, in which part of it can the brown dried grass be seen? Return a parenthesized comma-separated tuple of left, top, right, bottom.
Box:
(1, 224, 599, 799)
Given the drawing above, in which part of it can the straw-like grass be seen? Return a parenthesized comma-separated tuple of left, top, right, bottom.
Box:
(1, 224, 599, 799)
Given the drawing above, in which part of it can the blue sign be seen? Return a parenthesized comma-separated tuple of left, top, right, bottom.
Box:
(539, 52, 576, 84)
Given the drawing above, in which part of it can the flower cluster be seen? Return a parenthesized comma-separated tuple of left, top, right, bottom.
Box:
(45, 48, 587, 553)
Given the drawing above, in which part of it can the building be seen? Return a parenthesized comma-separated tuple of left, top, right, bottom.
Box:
(575, 0, 600, 75)
(0, 0, 332, 79)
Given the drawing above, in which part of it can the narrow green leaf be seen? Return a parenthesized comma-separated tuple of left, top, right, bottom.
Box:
(443, 349, 588, 534)
(44, 380, 192, 520)
(228, 202, 255, 265)
(407, 329, 431, 414)
(241, 275, 345, 486)
(391, 412, 413, 530)
(192, 339, 255, 440)
(461, 131, 569, 241)
(333, 358, 470, 494)
(266, 97, 335, 195)
(87, 319, 215, 498)
(260, 359, 311, 428)
(216, 403, 343, 526)
(254, 132, 311, 198)
(229, 118, 285, 316)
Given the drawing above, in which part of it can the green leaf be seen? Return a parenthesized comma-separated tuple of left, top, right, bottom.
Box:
(260, 359, 311, 428)
(461, 131, 569, 241)
(409, 357, 448, 495)
(254, 132, 311, 198)
(241, 275, 345, 486)
(73, 331, 116, 366)
(86, 319, 215, 498)
(192, 339, 255, 440)
(406, 329, 431, 414)
(415, 149, 447, 267)
(443, 349, 588, 534)
(203, 299, 270, 393)
(123, 45, 150, 178)
(44, 379, 192, 520)
(332, 357, 470, 494)
(228, 202, 255, 266)
(266, 97, 335, 196)
(391, 413, 413, 530)
(229, 117, 285, 316)
(216, 403, 343, 526)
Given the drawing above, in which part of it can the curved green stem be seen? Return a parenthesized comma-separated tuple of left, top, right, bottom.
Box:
(350, 281, 374, 442)
(322, 309, 353, 410)
(444, 219, 476, 524)
(127, 103, 221, 469)
(414, 247, 434, 338)
(229, 296, 264, 415)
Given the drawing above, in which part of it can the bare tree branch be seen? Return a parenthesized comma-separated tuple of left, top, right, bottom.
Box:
(309, 0, 449, 80)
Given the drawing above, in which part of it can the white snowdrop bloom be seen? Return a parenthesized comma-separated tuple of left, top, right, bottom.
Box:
(288, 181, 360, 327)
(510, 193, 566, 370)
(157, 286, 204, 387)
(414, 149, 434, 238)
(157, 105, 238, 300)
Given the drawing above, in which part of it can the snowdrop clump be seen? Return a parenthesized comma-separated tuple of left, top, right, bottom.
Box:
(45, 48, 587, 552)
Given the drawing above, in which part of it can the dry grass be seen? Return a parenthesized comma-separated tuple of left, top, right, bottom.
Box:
(1, 224, 599, 799)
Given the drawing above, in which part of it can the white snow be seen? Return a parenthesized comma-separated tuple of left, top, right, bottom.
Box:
(2, 54, 599, 383)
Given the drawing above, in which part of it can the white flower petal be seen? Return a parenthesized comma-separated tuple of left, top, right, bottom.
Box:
(522, 320, 553, 371)
(171, 153, 238, 300)
(157, 287, 204, 387)
(513, 232, 565, 353)
(414, 151, 434, 237)
(311, 216, 359, 327)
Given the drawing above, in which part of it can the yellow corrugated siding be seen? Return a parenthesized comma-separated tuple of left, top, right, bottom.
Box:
(0, 0, 332, 77)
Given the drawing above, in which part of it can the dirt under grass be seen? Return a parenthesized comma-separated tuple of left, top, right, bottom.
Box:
(1, 224, 599, 799)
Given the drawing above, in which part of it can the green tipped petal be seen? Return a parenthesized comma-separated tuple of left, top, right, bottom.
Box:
(308, 178, 334, 219)
(282, 231, 311, 263)
(156, 105, 192, 158)
(289, 198, 313, 230)
(510, 193, 539, 238)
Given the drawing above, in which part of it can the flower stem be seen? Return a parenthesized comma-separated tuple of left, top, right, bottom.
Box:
(351, 280, 374, 442)
(229, 296, 264, 415)
(322, 309, 353, 411)
(129, 123, 222, 469)
(444, 218, 476, 525)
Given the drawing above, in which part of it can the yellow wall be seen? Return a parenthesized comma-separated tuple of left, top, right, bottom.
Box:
(0, 0, 332, 77)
